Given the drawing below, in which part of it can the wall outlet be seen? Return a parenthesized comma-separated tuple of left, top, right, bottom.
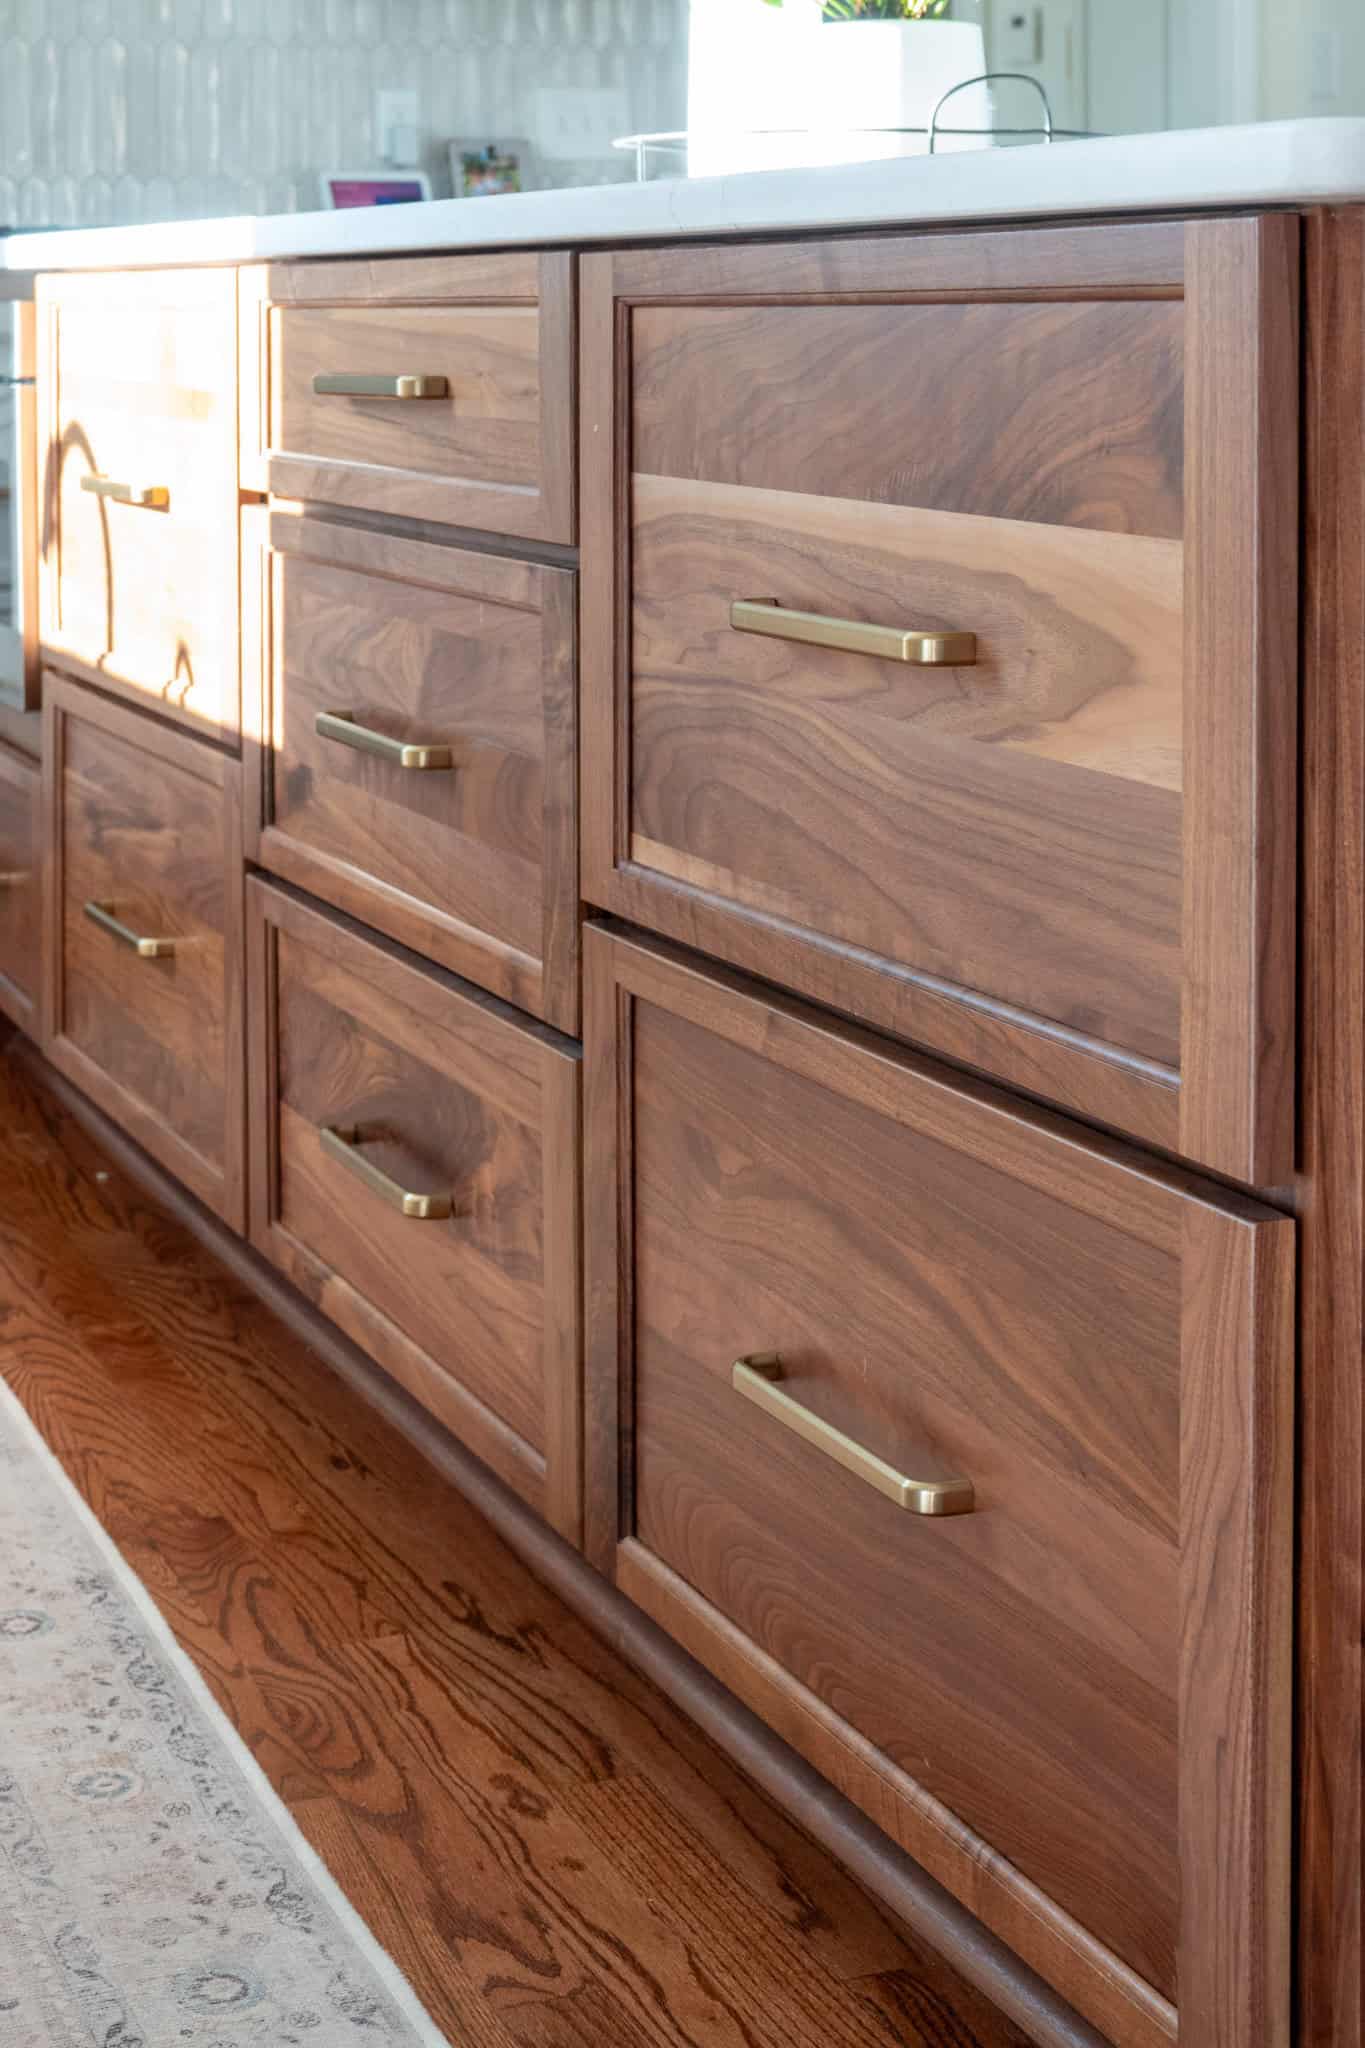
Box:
(532, 87, 631, 163)
(376, 89, 420, 166)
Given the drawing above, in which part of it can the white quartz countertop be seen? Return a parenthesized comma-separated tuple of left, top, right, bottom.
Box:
(7, 118, 1365, 274)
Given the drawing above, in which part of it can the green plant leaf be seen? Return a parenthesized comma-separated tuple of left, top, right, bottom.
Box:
(761, 0, 953, 16)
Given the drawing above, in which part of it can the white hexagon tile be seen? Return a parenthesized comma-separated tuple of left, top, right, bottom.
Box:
(0, 0, 688, 224)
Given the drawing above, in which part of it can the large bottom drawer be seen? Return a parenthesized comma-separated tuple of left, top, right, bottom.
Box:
(42, 674, 244, 1225)
(584, 923, 1294, 2048)
(247, 880, 582, 1542)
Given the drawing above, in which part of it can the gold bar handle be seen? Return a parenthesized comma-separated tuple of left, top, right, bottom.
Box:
(83, 900, 177, 959)
(732, 1353, 974, 1516)
(312, 373, 449, 401)
(731, 599, 976, 668)
(319, 1124, 453, 1221)
(0, 870, 29, 887)
(80, 474, 170, 510)
(315, 710, 454, 772)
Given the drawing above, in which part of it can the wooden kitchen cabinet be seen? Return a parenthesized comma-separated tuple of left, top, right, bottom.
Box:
(241, 251, 576, 542)
(41, 673, 245, 1226)
(247, 879, 583, 1542)
(585, 920, 1294, 2048)
(22, 178, 1365, 2048)
(36, 270, 241, 742)
(580, 219, 1299, 1186)
(242, 505, 579, 1032)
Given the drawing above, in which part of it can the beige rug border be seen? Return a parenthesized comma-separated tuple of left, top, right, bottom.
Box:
(0, 1372, 454, 2047)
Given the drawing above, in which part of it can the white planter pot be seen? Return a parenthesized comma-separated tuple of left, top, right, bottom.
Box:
(817, 20, 992, 156)
(688, 8, 991, 178)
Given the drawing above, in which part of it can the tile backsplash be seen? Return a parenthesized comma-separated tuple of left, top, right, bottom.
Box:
(0, 0, 688, 227)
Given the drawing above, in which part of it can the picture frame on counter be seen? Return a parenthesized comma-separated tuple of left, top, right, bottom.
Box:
(449, 141, 531, 197)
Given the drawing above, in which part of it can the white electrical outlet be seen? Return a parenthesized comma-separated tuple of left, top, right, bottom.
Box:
(376, 89, 420, 166)
(532, 88, 631, 163)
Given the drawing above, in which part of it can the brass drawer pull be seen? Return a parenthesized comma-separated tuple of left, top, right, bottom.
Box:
(319, 1124, 453, 1220)
(80, 475, 170, 510)
(83, 900, 177, 959)
(315, 710, 454, 772)
(732, 1353, 975, 1516)
(0, 870, 29, 887)
(731, 599, 977, 668)
(312, 373, 449, 401)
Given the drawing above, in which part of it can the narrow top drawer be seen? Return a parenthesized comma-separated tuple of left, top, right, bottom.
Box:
(245, 253, 575, 543)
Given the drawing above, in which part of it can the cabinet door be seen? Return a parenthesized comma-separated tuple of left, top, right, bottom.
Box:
(243, 507, 578, 1031)
(242, 251, 575, 542)
(581, 219, 1299, 1185)
(42, 673, 245, 1226)
(585, 922, 1294, 2048)
(247, 880, 583, 1543)
(37, 269, 240, 742)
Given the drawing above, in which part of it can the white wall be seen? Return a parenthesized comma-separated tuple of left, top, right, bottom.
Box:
(0, 0, 689, 227)
(1087, 0, 1168, 137)
(1262, 0, 1365, 120)
(986, 0, 1365, 136)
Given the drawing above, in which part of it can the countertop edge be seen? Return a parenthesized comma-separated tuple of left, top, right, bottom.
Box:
(7, 117, 1365, 273)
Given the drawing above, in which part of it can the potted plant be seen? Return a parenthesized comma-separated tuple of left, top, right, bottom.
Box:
(760, 0, 991, 157)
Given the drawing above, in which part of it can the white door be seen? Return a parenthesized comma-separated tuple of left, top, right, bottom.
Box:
(985, 0, 1089, 133)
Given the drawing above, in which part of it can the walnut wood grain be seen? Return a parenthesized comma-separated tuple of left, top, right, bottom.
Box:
(40, 671, 244, 1226)
(1178, 214, 1299, 1187)
(1295, 203, 1365, 2048)
(584, 920, 1296, 2047)
(633, 299, 1184, 538)
(605, 222, 1186, 301)
(246, 878, 582, 1543)
(242, 506, 578, 1033)
(0, 741, 40, 1032)
(581, 220, 1299, 1179)
(35, 269, 241, 743)
(237, 263, 271, 497)
(630, 474, 1183, 1066)
(1178, 1201, 1293, 2048)
(581, 254, 1184, 1157)
(261, 252, 575, 543)
(616, 1543, 1173, 2048)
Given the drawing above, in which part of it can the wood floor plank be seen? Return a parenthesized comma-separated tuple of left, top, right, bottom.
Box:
(292, 1795, 521, 2048)
(0, 1037, 1026, 2045)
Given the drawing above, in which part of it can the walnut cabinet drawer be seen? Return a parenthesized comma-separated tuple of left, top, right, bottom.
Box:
(247, 880, 582, 1543)
(41, 674, 245, 1226)
(243, 508, 578, 1032)
(584, 923, 1294, 2048)
(581, 219, 1299, 1186)
(243, 253, 575, 542)
(0, 743, 41, 1032)
(36, 270, 241, 741)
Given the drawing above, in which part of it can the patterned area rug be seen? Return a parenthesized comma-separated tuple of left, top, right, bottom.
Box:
(0, 1377, 451, 2047)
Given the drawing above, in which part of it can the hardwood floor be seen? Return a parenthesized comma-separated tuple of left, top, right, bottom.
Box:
(0, 1033, 1030, 2048)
